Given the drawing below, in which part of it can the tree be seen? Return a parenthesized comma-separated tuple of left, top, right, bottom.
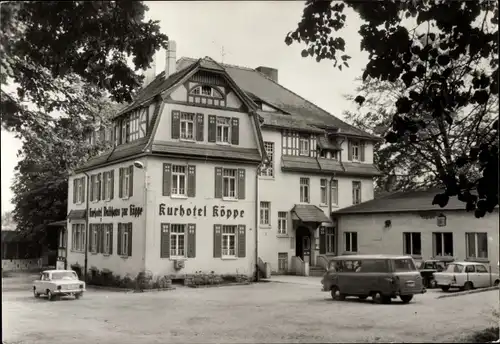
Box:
(1, 1, 168, 132)
(10, 95, 118, 243)
(286, 0, 499, 217)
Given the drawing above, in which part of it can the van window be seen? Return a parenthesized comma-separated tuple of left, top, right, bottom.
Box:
(358, 259, 389, 273)
(342, 260, 362, 272)
(445, 263, 464, 273)
(393, 258, 417, 272)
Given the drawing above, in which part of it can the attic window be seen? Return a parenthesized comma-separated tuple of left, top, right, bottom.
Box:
(190, 85, 223, 99)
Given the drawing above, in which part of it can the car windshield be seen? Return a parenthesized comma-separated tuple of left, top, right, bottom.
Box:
(393, 259, 417, 272)
(51, 272, 78, 280)
(445, 264, 464, 273)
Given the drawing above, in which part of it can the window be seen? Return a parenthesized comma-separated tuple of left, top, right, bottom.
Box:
(77, 179, 83, 203)
(222, 168, 237, 199)
(216, 117, 231, 143)
(222, 225, 236, 257)
(91, 225, 98, 253)
(300, 177, 310, 203)
(180, 112, 195, 140)
(277, 212, 287, 235)
(114, 123, 121, 146)
(128, 111, 140, 142)
(351, 141, 360, 160)
(170, 224, 186, 257)
(171, 165, 187, 196)
(71, 224, 85, 252)
(91, 174, 101, 202)
(320, 179, 327, 205)
(278, 253, 288, 272)
(403, 232, 422, 256)
(466, 232, 488, 259)
(121, 167, 131, 198)
(344, 232, 358, 253)
(260, 202, 270, 226)
(59, 230, 66, 248)
(119, 225, 131, 257)
(352, 181, 361, 205)
(433, 232, 454, 257)
(259, 142, 274, 177)
(191, 85, 223, 98)
(102, 171, 112, 200)
(326, 227, 335, 254)
(393, 258, 417, 272)
(103, 224, 112, 254)
(476, 264, 488, 273)
(331, 180, 338, 206)
(139, 108, 148, 138)
(299, 135, 310, 156)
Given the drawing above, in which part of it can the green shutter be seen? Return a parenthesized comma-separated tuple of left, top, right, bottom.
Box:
(119, 168, 123, 198)
(127, 223, 132, 257)
(208, 115, 216, 142)
(187, 165, 196, 197)
(128, 166, 134, 197)
(319, 226, 326, 254)
(187, 224, 196, 258)
(163, 163, 172, 196)
(360, 141, 365, 162)
(117, 224, 122, 255)
(237, 169, 245, 200)
(110, 170, 114, 200)
(231, 117, 239, 145)
(81, 177, 86, 203)
(160, 223, 170, 258)
(214, 167, 222, 198)
(213, 224, 222, 258)
(171, 110, 180, 139)
(73, 179, 77, 204)
(348, 141, 353, 161)
(237, 225, 246, 258)
(196, 113, 204, 141)
(109, 224, 113, 255)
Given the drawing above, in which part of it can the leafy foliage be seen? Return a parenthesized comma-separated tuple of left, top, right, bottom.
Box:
(10, 96, 118, 243)
(287, 0, 499, 217)
(1, 1, 168, 131)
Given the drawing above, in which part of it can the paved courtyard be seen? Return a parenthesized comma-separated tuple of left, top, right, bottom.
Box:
(2, 276, 498, 343)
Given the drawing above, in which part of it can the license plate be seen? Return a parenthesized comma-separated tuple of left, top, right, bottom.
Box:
(406, 281, 415, 287)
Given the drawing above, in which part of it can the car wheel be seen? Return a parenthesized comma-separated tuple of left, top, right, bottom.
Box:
(441, 286, 450, 292)
(463, 282, 473, 291)
(494, 280, 499, 287)
(372, 292, 390, 304)
(400, 295, 413, 304)
(75, 292, 82, 299)
(47, 290, 55, 301)
(430, 279, 438, 288)
(330, 286, 345, 301)
(33, 288, 40, 298)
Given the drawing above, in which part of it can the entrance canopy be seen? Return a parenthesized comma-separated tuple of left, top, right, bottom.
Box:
(67, 210, 86, 220)
(291, 204, 332, 224)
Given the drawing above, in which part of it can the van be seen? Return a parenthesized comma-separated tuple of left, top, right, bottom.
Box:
(321, 254, 426, 304)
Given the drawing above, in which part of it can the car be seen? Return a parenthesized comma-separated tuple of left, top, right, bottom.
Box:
(33, 269, 86, 301)
(321, 254, 426, 304)
(433, 262, 500, 292)
(418, 258, 454, 288)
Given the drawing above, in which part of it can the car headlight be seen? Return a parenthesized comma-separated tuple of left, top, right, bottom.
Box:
(79, 284, 84, 289)
(57, 286, 62, 290)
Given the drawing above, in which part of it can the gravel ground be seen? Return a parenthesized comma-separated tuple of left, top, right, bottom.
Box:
(2, 280, 498, 343)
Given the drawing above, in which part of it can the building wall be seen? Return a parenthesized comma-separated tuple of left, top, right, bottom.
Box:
(144, 156, 257, 277)
(336, 210, 499, 272)
(258, 129, 375, 273)
(2, 258, 42, 271)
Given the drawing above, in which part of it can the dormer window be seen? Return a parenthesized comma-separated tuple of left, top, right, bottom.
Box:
(188, 85, 225, 107)
(190, 85, 223, 99)
(299, 135, 310, 156)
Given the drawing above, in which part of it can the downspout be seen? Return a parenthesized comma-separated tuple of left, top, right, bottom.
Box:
(142, 160, 149, 272)
(336, 134, 348, 256)
(64, 224, 68, 269)
(255, 163, 261, 282)
(83, 171, 90, 281)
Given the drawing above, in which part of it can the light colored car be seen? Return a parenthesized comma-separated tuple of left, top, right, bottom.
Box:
(33, 270, 86, 301)
(433, 262, 499, 292)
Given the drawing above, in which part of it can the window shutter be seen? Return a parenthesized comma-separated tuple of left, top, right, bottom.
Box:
(237, 169, 246, 200)
(163, 163, 172, 196)
(360, 141, 365, 162)
(96, 225, 101, 253)
(231, 117, 239, 145)
(73, 179, 77, 204)
(102, 172, 107, 200)
(81, 177, 86, 203)
(117, 224, 122, 255)
(97, 173, 102, 201)
(214, 167, 222, 198)
(348, 141, 353, 161)
(128, 165, 134, 197)
(352, 181, 356, 204)
(196, 113, 204, 141)
(88, 225, 93, 252)
(160, 223, 170, 258)
(110, 170, 114, 200)
(208, 115, 216, 142)
(109, 225, 113, 255)
(319, 227, 326, 254)
(187, 165, 196, 197)
(90, 175, 94, 202)
(213, 224, 222, 258)
(237, 225, 246, 258)
(118, 168, 123, 199)
(100, 224, 105, 253)
(171, 110, 180, 139)
(127, 223, 132, 257)
(187, 224, 196, 258)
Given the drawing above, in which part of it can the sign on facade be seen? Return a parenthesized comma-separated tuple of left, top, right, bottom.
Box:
(89, 205, 143, 218)
(158, 204, 244, 219)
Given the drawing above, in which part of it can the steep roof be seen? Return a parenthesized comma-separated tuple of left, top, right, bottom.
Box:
(334, 188, 496, 215)
(177, 58, 379, 140)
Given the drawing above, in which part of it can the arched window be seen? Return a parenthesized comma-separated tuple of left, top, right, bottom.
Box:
(190, 85, 223, 98)
(188, 85, 226, 107)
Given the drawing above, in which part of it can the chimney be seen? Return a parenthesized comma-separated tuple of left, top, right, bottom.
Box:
(165, 40, 177, 78)
(256, 66, 278, 83)
(143, 53, 157, 87)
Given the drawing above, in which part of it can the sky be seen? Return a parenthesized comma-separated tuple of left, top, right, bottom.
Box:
(0, 1, 367, 214)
